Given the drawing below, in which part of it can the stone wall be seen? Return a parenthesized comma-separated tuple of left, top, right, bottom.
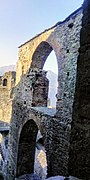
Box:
(0, 121, 9, 179)
(16, 8, 83, 124)
(0, 71, 16, 123)
(6, 7, 83, 180)
(7, 106, 70, 179)
(0, 5, 86, 180)
(69, 0, 90, 179)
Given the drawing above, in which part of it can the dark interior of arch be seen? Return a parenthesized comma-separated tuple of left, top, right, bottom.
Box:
(31, 41, 53, 69)
(16, 120, 38, 177)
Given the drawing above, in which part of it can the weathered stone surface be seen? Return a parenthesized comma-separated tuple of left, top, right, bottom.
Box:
(15, 173, 40, 180)
(0, 71, 16, 123)
(69, 0, 90, 179)
(0, 3, 87, 180)
(34, 148, 47, 179)
(4, 7, 83, 180)
(16, 8, 83, 123)
(0, 122, 9, 179)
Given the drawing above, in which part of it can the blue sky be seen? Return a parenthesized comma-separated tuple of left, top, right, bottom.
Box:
(0, 0, 83, 69)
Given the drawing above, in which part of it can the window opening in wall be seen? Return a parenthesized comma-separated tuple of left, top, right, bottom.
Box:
(66, 49, 69, 53)
(43, 50, 58, 108)
(3, 79, 7, 86)
(67, 72, 69, 76)
(68, 23, 74, 28)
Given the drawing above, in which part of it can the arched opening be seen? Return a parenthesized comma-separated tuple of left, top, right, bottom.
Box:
(3, 79, 7, 86)
(31, 41, 58, 108)
(16, 120, 47, 179)
(43, 50, 58, 108)
(16, 120, 38, 177)
(31, 41, 53, 69)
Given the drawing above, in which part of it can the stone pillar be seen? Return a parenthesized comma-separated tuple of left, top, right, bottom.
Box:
(32, 70, 49, 107)
(69, 0, 90, 179)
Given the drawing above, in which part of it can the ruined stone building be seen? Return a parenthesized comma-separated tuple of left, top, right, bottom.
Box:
(0, 0, 90, 179)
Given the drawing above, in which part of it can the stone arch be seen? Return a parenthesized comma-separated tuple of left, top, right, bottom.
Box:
(30, 41, 58, 107)
(7, 7, 83, 179)
(3, 78, 7, 86)
(43, 50, 58, 107)
(31, 41, 57, 70)
(16, 119, 38, 177)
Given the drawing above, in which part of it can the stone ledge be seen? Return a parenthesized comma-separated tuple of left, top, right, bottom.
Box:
(31, 107, 56, 117)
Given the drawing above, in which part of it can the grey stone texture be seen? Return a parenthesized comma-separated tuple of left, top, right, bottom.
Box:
(7, 7, 83, 179)
(1, 1, 90, 180)
(16, 8, 83, 124)
(69, 0, 90, 179)
(15, 173, 40, 180)
(0, 122, 9, 179)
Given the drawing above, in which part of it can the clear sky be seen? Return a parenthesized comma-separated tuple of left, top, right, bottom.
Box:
(0, 0, 83, 68)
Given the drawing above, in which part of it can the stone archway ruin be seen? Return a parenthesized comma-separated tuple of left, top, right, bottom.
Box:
(29, 41, 58, 107)
(16, 120, 48, 179)
(16, 120, 38, 177)
(2, 5, 88, 180)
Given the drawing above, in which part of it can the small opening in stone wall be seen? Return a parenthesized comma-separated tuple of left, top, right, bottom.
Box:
(66, 49, 69, 53)
(27, 75, 29, 77)
(68, 23, 74, 28)
(5, 139, 8, 149)
(67, 72, 69, 76)
(24, 101, 26, 104)
(3, 79, 7, 86)
(64, 93, 66, 97)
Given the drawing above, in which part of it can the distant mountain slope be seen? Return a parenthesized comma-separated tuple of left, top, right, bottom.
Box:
(47, 70, 58, 107)
(0, 65, 16, 76)
(0, 66, 58, 107)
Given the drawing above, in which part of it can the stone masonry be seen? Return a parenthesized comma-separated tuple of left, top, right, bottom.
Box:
(69, 0, 90, 179)
(0, 2, 89, 180)
(0, 71, 16, 123)
(6, 7, 83, 180)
